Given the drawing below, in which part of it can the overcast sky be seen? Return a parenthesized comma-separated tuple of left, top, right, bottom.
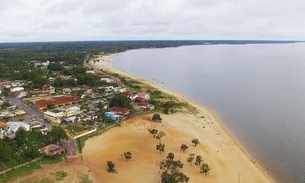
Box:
(0, 0, 304, 42)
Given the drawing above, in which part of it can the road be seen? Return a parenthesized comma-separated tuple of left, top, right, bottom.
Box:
(8, 95, 52, 130)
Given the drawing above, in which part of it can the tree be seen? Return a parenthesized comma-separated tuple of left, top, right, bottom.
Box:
(47, 126, 68, 144)
(47, 103, 56, 109)
(109, 95, 133, 110)
(1, 101, 11, 109)
(156, 131, 166, 140)
(159, 153, 189, 183)
(152, 113, 162, 122)
(47, 62, 64, 71)
(106, 160, 116, 172)
(167, 152, 175, 161)
(180, 144, 188, 152)
(156, 142, 165, 155)
(186, 154, 195, 167)
(195, 155, 203, 166)
(191, 138, 200, 147)
(15, 127, 28, 146)
(148, 129, 159, 138)
(200, 163, 211, 175)
(121, 151, 132, 162)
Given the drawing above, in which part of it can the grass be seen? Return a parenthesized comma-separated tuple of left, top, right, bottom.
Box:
(50, 171, 68, 181)
(0, 162, 41, 183)
(78, 174, 93, 183)
(0, 155, 65, 183)
(65, 125, 88, 135)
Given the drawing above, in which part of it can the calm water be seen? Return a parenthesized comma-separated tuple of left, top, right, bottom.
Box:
(112, 44, 305, 183)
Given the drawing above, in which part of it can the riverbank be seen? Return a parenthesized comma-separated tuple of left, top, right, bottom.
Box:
(84, 54, 276, 183)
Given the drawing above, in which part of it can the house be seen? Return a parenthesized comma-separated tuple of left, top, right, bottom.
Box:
(104, 112, 120, 121)
(0, 122, 10, 139)
(63, 88, 72, 95)
(62, 106, 81, 117)
(136, 92, 150, 100)
(42, 85, 55, 95)
(35, 95, 80, 110)
(6, 122, 31, 133)
(100, 77, 114, 83)
(113, 87, 127, 93)
(44, 109, 64, 125)
(86, 70, 95, 74)
(10, 87, 24, 93)
(17, 91, 28, 98)
(103, 86, 114, 92)
(109, 107, 130, 116)
(39, 144, 64, 157)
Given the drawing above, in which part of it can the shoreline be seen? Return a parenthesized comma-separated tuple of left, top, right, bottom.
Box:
(87, 53, 276, 183)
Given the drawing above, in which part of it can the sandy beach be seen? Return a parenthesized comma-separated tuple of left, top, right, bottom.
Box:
(81, 54, 277, 183)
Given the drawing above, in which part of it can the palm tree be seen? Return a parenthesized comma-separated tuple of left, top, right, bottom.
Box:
(191, 138, 200, 147)
(200, 163, 211, 175)
(195, 155, 203, 166)
(156, 142, 165, 155)
(186, 154, 195, 167)
(180, 144, 188, 152)
(121, 151, 132, 162)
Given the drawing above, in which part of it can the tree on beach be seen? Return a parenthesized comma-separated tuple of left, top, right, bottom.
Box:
(195, 155, 203, 166)
(152, 113, 162, 122)
(191, 138, 200, 147)
(156, 131, 166, 140)
(121, 151, 132, 162)
(106, 161, 116, 173)
(156, 142, 165, 155)
(167, 152, 175, 161)
(186, 154, 195, 167)
(199, 163, 211, 175)
(148, 129, 159, 138)
(180, 144, 188, 152)
(159, 153, 189, 183)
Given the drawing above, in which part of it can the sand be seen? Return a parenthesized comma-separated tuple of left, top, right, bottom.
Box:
(80, 54, 277, 183)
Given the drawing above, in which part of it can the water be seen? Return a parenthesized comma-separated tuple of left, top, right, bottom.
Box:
(112, 44, 305, 183)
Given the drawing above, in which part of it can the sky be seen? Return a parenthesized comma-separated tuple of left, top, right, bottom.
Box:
(0, 0, 304, 42)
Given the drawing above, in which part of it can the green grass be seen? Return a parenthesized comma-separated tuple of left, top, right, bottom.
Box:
(65, 125, 88, 135)
(0, 162, 41, 183)
(78, 174, 93, 183)
(50, 171, 68, 181)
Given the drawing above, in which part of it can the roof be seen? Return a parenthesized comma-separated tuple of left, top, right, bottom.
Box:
(6, 122, 30, 132)
(109, 107, 130, 115)
(14, 110, 26, 115)
(35, 95, 80, 108)
(0, 122, 9, 129)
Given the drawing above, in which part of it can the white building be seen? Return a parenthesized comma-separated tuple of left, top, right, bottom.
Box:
(10, 87, 24, 93)
(6, 122, 31, 133)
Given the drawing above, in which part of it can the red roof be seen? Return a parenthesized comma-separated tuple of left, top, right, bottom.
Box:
(35, 95, 80, 108)
(109, 107, 130, 115)
(0, 122, 9, 129)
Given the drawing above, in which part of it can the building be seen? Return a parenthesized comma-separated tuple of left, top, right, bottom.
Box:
(44, 109, 64, 125)
(100, 77, 114, 83)
(6, 122, 31, 133)
(136, 92, 150, 100)
(10, 87, 24, 93)
(109, 107, 130, 116)
(0, 121, 10, 139)
(35, 95, 80, 110)
(39, 144, 64, 157)
(104, 112, 120, 121)
(62, 106, 81, 117)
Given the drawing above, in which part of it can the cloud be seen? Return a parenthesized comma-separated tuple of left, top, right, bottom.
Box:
(0, 0, 304, 42)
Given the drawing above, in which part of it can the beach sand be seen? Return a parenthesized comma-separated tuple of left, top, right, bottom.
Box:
(81, 54, 277, 183)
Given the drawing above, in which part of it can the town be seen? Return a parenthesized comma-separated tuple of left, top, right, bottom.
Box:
(0, 59, 157, 178)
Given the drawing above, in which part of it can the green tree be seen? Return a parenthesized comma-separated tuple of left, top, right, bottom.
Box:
(47, 103, 56, 109)
(191, 138, 200, 147)
(48, 62, 64, 71)
(156, 131, 166, 141)
(161, 171, 190, 183)
(180, 144, 188, 152)
(47, 126, 68, 144)
(106, 160, 116, 172)
(195, 155, 203, 166)
(186, 154, 195, 167)
(15, 127, 28, 146)
(200, 163, 211, 175)
(122, 151, 132, 162)
(152, 113, 162, 122)
(2, 88, 10, 97)
(109, 95, 133, 110)
(156, 142, 165, 155)
(167, 152, 175, 161)
(148, 129, 159, 138)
